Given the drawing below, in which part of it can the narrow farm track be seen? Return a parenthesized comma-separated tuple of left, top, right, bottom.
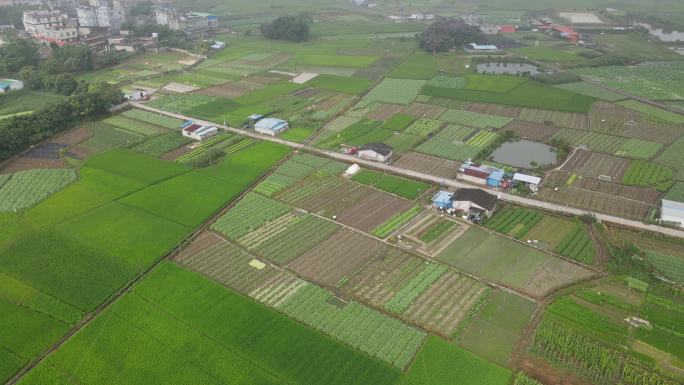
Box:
(5, 149, 295, 385)
(132, 102, 684, 240)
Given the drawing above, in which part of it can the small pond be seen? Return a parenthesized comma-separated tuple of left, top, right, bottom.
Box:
(476, 62, 539, 75)
(491, 140, 557, 169)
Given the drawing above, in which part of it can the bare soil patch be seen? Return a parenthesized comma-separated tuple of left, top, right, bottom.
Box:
(161, 145, 193, 161)
(464, 102, 522, 118)
(288, 229, 385, 287)
(394, 152, 459, 180)
(558, 149, 630, 181)
(403, 103, 446, 119)
(366, 103, 405, 121)
(337, 189, 414, 233)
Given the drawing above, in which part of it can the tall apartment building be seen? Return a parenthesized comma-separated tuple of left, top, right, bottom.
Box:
(77, 0, 124, 31)
(155, 6, 217, 37)
(22, 9, 68, 36)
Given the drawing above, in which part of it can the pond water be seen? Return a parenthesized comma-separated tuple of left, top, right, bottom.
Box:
(476, 62, 539, 75)
(636, 23, 684, 42)
(491, 140, 557, 169)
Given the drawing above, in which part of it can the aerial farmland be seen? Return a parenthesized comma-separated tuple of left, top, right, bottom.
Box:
(1, 1, 684, 385)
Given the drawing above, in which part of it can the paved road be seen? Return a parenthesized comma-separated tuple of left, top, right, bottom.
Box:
(133, 103, 684, 239)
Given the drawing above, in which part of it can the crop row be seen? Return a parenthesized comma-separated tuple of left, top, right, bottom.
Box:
(552, 129, 626, 154)
(621, 160, 673, 191)
(532, 318, 622, 385)
(372, 205, 422, 238)
(175, 133, 235, 162)
(621, 356, 680, 385)
(418, 220, 455, 244)
(451, 287, 493, 343)
(212, 193, 291, 239)
(148, 94, 216, 112)
(415, 124, 480, 161)
(554, 223, 595, 264)
(466, 130, 498, 147)
(223, 138, 255, 155)
(404, 118, 442, 136)
(486, 207, 543, 239)
(132, 132, 191, 157)
(278, 176, 344, 205)
(646, 252, 684, 285)
(276, 283, 426, 369)
(0, 169, 77, 212)
(103, 116, 164, 136)
(617, 100, 684, 125)
(512, 372, 543, 385)
(251, 215, 339, 264)
(439, 109, 512, 129)
(426, 76, 466, 89)
(122, 109, 184, 129)
(384, 263, 447, 314)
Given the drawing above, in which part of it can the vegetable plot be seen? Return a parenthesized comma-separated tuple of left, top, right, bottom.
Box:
(0, 169, 77, 212)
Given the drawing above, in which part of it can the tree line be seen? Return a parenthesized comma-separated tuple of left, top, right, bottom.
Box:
(260, 13, 313, 42)
(0, 81, 123, 161)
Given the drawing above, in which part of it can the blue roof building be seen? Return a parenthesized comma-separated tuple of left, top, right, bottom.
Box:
(487, 170, 504, 187)
(432, 190, 453, 209)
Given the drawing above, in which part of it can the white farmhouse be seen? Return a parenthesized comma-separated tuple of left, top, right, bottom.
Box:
(661, 199, 684, 227)
(182, 123, 218, 141)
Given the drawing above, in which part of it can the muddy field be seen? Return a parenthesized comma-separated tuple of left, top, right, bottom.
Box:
(522, 257, 598, 298)
(281, 178, 371, 217)
(464, 102, 522, 118)
(403, 103, 447, 119)
(178, 232, 279, 294)
(504, 120, 562, 142)
(537, 185, 653, 220)
(288, 229, 386, 287)
(197, 81, 261, 98)
(341, 248, 424, 308)
(366, 103, 405, 121)
(518, 108, 589, 130)
(589, 101, 680, 144)
(403, 271, 487, 336)
(394, 152, 459, 180)
(337, 189, 415, 233)
(558, 149, 630, 181)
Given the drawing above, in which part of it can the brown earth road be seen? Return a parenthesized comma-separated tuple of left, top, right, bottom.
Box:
(132, 102, 684, 240)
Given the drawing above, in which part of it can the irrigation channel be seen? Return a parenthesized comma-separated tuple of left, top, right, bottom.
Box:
(133, 102, 684, 239)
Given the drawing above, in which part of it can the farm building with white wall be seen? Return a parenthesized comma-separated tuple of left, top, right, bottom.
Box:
(661, 199, 684, 227)
(358, 142, 393, 162)
(182, 123, 218, 141)
(0, 79, 23, 93)
(255, 118, 289, 136)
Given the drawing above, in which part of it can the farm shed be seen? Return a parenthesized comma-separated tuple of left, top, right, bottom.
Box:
(467, 43, 500, 52)
(0, 79, 23, 93)
(513, 173, 541, 191)
(487, 170, 504, 187)
(255, 118, 289, 136)
(432, 190, 453, 209)
(661, 199, 684, 227)
(459, 162, 496, 185)
(450, 188, 498, 218)
(498, 25, 517, 33)
(182, 123, 218, 141)
(358, 142, 393, 162)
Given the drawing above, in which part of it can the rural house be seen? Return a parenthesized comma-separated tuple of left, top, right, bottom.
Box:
(358, 142, 393, 162)
(661, 199, 684, 227)
(182, 123, 218, 141)
(432, 190, 453, 209)
(513, 173, 542, 191)
(255, 118, 289, 136)
(450, 188, 499, 218)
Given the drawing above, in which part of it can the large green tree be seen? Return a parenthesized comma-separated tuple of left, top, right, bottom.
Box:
(260, 13, 312, 42)
(420, 17, 480, 54)
(0, 38, 40, 73)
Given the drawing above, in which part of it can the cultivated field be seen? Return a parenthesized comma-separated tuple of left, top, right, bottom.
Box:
(288, 229, 386, 287)
(394, 152, 460, 179)
(559, 149, 631, 181)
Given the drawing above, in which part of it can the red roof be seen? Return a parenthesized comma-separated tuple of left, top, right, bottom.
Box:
(464, 168, 489, 179)
(184, 124, 202, 133)
(499, 25, 516, 33)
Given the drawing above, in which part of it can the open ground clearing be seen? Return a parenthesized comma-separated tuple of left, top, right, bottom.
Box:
(437, 226, 596, 297)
